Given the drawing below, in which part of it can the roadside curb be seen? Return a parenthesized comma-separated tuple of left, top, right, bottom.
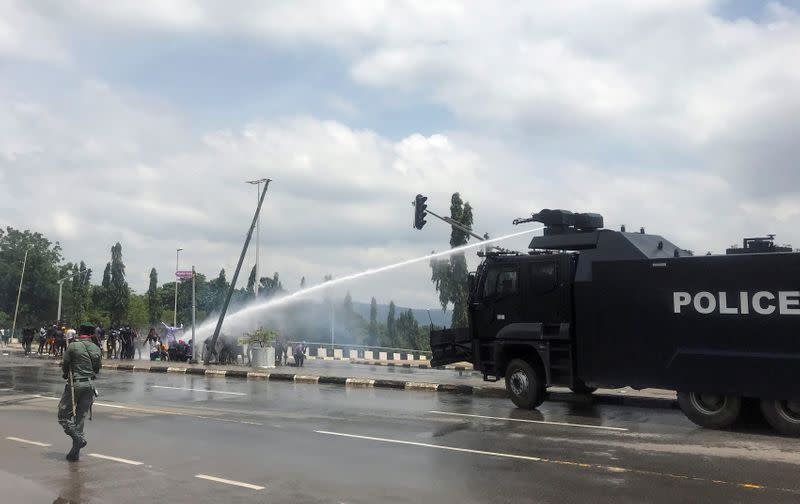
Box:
(88, 362, 678, 409)
(351, 360, 474, 372)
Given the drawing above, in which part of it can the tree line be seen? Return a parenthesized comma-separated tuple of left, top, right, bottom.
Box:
(1, 191, 473, 349)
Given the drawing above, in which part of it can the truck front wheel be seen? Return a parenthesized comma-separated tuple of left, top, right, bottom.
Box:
(505, 359, 545, 409)
(760, 399, 800, 436)
(677, 391, 741, 429)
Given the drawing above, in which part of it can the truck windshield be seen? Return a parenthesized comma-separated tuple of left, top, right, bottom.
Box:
(483, 267, 518, 297)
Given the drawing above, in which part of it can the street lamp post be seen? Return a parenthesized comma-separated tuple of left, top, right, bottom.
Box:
(11, 248, 30, 343)
(246, 178, 268, 298)
(191, 265, 196, 362)
(174, 248, 183, 326)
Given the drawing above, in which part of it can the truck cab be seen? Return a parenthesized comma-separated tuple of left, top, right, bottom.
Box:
(431, 208, 682, 410)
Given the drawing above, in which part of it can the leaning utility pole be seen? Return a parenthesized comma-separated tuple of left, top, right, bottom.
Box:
(11, 248, 30, 343)
(205, 179, 271, 364)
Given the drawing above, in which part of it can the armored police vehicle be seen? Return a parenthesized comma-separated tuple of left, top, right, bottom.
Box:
(430, 209, 800, 435)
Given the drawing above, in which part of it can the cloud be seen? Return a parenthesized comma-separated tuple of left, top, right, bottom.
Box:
(3, 1, 800, 309)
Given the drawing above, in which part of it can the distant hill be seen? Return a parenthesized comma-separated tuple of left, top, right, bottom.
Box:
(352, 302, 452, 328)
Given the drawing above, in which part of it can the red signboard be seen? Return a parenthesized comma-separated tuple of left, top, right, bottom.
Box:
(175, 270, 194, 279)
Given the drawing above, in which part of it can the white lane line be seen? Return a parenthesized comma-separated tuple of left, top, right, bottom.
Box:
(429, 410, 629, 432)
(317, 430, 546, 462)
(29, 395, 264, 426)
(315, 431, 787, 494)
(88, 453, 143, 465)
(151, 385, 246, 396)
(6, 436, 51, 447)
(195, 474, 265, 490)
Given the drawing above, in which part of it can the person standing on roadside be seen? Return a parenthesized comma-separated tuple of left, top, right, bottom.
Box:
(58, 323, 101, 462)
(37, 327, 47, 354)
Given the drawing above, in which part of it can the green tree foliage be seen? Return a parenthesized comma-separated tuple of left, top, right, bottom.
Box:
(69, 261, 91, 325)
(368, 297, 378, 346)
(207, 269, 228, 313)
(108, 243, 129, 326)
(0, 227, 62, 327)
(395, 309, 420, 349)
(430, 193, 474, 328)
(247, 265, 257, 295)
(127, 293, 149, 329)
(96, 261, 111, 315)
(384, 301, 396, 347)
(146, 268, 161, 325)
(341, 291, 365, 342)
(258, 272, 284, 298)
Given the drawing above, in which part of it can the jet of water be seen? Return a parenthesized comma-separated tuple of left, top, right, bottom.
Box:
(196, 227, 543, 339)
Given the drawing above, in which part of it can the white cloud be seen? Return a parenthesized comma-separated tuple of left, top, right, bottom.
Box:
(3, 0, 800, 310)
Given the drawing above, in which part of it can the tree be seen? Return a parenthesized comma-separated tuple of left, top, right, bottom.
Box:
(247, 265, 257, 295)
(69, 261, 91, 325)
(146, 268, 161, 325)
(0, 227, 62, 326)
(300, 276, 306, 289)
(430, 193, 474, 328)
(368, 297, 378, 346)
(258, 272, 284, 298)
(126, 293, 149, 330)
(96, 261, 112, 315)
(210, 269, 228, 313)
(395, 309, 420, 349)
(108, 243, 129, 326)
(385, 301, 396, 347)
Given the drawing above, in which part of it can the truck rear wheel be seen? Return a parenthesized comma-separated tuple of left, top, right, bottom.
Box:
(760, 399, 800, 436)
(505, 359, 545, 409)
(677, 391, 741, 429)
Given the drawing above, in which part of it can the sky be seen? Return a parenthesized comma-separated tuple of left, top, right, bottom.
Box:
(2, 0, 799, 310)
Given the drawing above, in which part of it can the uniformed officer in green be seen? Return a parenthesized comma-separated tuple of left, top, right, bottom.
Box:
(58, 322, 102, 462)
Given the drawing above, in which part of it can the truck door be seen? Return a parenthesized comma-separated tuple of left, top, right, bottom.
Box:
(475, 264, 522, 339)
(525, 259, 561, 323)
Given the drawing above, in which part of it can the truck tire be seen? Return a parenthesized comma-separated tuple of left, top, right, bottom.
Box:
(505, 359, 545, 409)
(760, 399, 800, 437)
(677, 391, 741, 429)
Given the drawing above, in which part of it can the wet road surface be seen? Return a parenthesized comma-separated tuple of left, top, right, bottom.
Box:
(1, 360, 799, 503)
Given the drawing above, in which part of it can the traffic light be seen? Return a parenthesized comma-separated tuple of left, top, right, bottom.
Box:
(413, 194, 428, 230)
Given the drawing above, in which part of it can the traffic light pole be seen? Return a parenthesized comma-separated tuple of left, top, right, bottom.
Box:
(204, 179, 271, 365)
(423, 208, 487, 242)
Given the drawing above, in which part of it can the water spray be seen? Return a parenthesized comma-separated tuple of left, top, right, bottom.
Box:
(196, 227, 543, 340)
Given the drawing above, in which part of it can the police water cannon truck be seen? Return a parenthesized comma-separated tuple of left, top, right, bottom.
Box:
(429, 209, 800, 435)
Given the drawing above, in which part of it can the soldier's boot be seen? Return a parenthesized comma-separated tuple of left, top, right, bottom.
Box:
(65, 435, 86, 462)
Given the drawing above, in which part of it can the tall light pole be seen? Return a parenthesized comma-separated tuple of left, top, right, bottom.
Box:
(11, 248, 31, 343)
(174, 247, 183, 326)
(246, 178, 268, 298)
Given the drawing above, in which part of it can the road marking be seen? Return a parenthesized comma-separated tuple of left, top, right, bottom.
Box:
(195, 474, 264, 490)
(151, 385, 246, 396)
(6, 436, 51, 447)
(429, 410, 629, 432)
(88, 453, 143, 465)
(315, 430, 787, 494)
(30, 395, 263, 426)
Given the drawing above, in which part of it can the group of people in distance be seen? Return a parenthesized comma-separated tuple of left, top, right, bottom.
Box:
(20, 322, 72, 357)
(18, 321, 193, 362)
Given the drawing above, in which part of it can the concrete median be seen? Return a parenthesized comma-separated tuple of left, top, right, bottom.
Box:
(88, 361, 677, 410)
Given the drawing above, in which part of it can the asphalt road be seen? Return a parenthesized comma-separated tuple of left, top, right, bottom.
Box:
(1, 360, 799, 503)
